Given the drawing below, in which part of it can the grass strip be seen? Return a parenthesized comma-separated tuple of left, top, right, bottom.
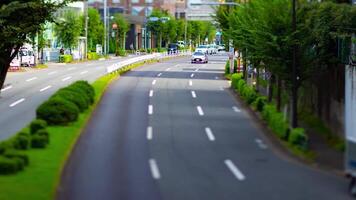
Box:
(0, 59, 158, 200)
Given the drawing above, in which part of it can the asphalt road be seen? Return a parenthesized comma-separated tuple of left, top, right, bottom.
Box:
(57, 54, 352, 200)
(0, 56, 137, 140)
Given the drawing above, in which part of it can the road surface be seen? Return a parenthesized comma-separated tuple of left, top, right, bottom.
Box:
(0, 56, 136, 140)
(57, 54, 352, 200)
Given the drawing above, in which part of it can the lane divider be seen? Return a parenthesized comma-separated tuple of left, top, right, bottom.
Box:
(157, 73, 162, 77)
(196, 106, 204, 116)
(232, 106, 241, 113)
(149, 90, 154, 97)
(1, 85, 12, 92)
(205, 127, 215, 141)
(255, 138, 268, 149)
(190, 73, 195, 78)
(147, 126, 153, 140)
(149, 159, 161, 180)
(48, 71, 58, 75)
(26, 77, 37, 82)
(9, 98, 25, 107)
(39, 85, 52, 92)
(224, 159, 246, 181)
(189, 80, 193, 86)
(152, 80, 157, 85)
(80, 70, 88, 75)
(191, 91, 197, 98)
(148, 105, 153, 115)
(62, 76, 72, 82)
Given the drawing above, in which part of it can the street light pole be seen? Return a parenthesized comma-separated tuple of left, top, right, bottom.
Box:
(104, 0, 107, 55)
(85, 0, 88, 59)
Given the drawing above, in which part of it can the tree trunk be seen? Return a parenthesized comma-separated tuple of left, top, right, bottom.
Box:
(268, 74, 275, 102)
(242, 50, 247, 80)
(256, 65, 260, 92)
(0, 46, 20, 92)
(276, 76, 282, 112)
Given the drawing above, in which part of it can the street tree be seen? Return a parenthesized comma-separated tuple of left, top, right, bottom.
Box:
(87, 8, 104, 52)
(54, 10, 83, 54)
(0, 0, 71, 92)
(112, 13, 129, 51)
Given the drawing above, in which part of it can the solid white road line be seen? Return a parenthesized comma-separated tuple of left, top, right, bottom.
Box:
(255, 138, 268, 149)
(189, 80, 193, 86)
(152, 80, 157, 85)
(148, 105, 153, 115)
(147, 126, 153, 140)
(224, 159, 246, 181)
(191, 91, 197, 98)
(39, 85, 52, 92)
(26, 77, 38, 82)
(80, 70, 88, 75)
(9, 98, 25, 107)
(149, 159, 161, 179)
(196, 106, 204, 116)
(205, 127, 215, 141)
(232, 106, 241, 113)
(1, 85, 12, 92)
(48, 71, 58, 75)
(62, 76, 72, 82)
(190, 73, 195, 78)
(157, 73, 162, 77)
(149, 90, 154, 97)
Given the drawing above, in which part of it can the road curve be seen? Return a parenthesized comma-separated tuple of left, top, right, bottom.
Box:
(57, 55, 352, 200)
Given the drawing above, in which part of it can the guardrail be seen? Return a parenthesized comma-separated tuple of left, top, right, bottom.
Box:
(106, 50, 191, 74)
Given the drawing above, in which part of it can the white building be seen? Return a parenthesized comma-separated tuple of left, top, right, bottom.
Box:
(186, 0, 216, 21)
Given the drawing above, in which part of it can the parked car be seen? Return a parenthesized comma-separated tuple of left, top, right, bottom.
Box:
(218, 44, 225, 51)
(195, 45, 209, 54)
(167, 43, 178, 54)
(191, 51, 208, 63)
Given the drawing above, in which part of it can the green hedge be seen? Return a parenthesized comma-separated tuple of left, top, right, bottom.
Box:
(87, 52, 99, 60)
(262, 104, 289, 139)
(30, 120, 47, 135)
(36, 97, 79, 125)
(225, 60, 230, 75)
(116, 48, 127, 56)
(59, 54, 73, 63)
(289, 128, 308, 150)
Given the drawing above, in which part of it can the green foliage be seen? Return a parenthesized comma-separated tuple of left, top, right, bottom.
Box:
(116, 48, 127, 56)
(36, 97, 79, 125)
(87, 8, 104, 52)
(13, 132, 31, 150)
(54, 10, 82, 51)
(262, 104, 289, 140)
(253, 96, 267, 112)
(35, 129, 49, 144)
(289, 128, 308, 150)
(31, 135, 47, 149)
(30, 120, 47, 135)
(0, 156, 21, 175)
(69, 81, 95, 104)
(112, 13, 129, 49)
(87, 52, 99, 60)
(231, 73, 243, 89)
(59, 54, 73, 63)
(225, 60, 230, 75)
(52, 89, 88, 112)
(3, 150, 29, 166)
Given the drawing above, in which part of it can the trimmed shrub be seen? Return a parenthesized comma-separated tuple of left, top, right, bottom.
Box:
(231, 73, 243, 89)
(289, 128, 308, 149)
(237, 79, 246, 92)
(30, 119, 47, 135)
(36, 97, 80, 125)
(234, 59, 238, 73)
(0, 156, 21, 174)
(35, 129, 49, 144)
(70, 81, 95, 104)
(87, 52, 99, 60)
(13, 132, 31, 150)
(254, 96, 267, 112)
(262, 104, 289, 140)
(31, 134, 48, 148)
(116, 48, 127, 56)
(225, 60, 230, 75)
(53, 89, 88, 112)
(59, 54, 73, 63)
(4, 150, 29, 166)
(242, 87, 257, 104)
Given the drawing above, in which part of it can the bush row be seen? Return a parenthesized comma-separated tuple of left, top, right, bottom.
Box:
(36, 81, 95, 125)
(59, 54, 73, 63)
(0, 120, 49, 174)
(87, 52, 99, 60)
(225, 59, 238, 75)
(231, 72, 308, 150)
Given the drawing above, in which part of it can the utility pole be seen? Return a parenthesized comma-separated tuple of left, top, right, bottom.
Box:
(85, 0, 88, 59)
(291, 0, 298, 127)
(104, 0, 107, 55)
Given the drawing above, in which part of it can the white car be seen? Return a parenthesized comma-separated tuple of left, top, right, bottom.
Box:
(195, 45, 209, 54)
(191, 51, 208, 63)
(218, 44, 225, 51)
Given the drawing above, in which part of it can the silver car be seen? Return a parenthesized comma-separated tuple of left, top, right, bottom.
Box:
(191, 51, 208, 63)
